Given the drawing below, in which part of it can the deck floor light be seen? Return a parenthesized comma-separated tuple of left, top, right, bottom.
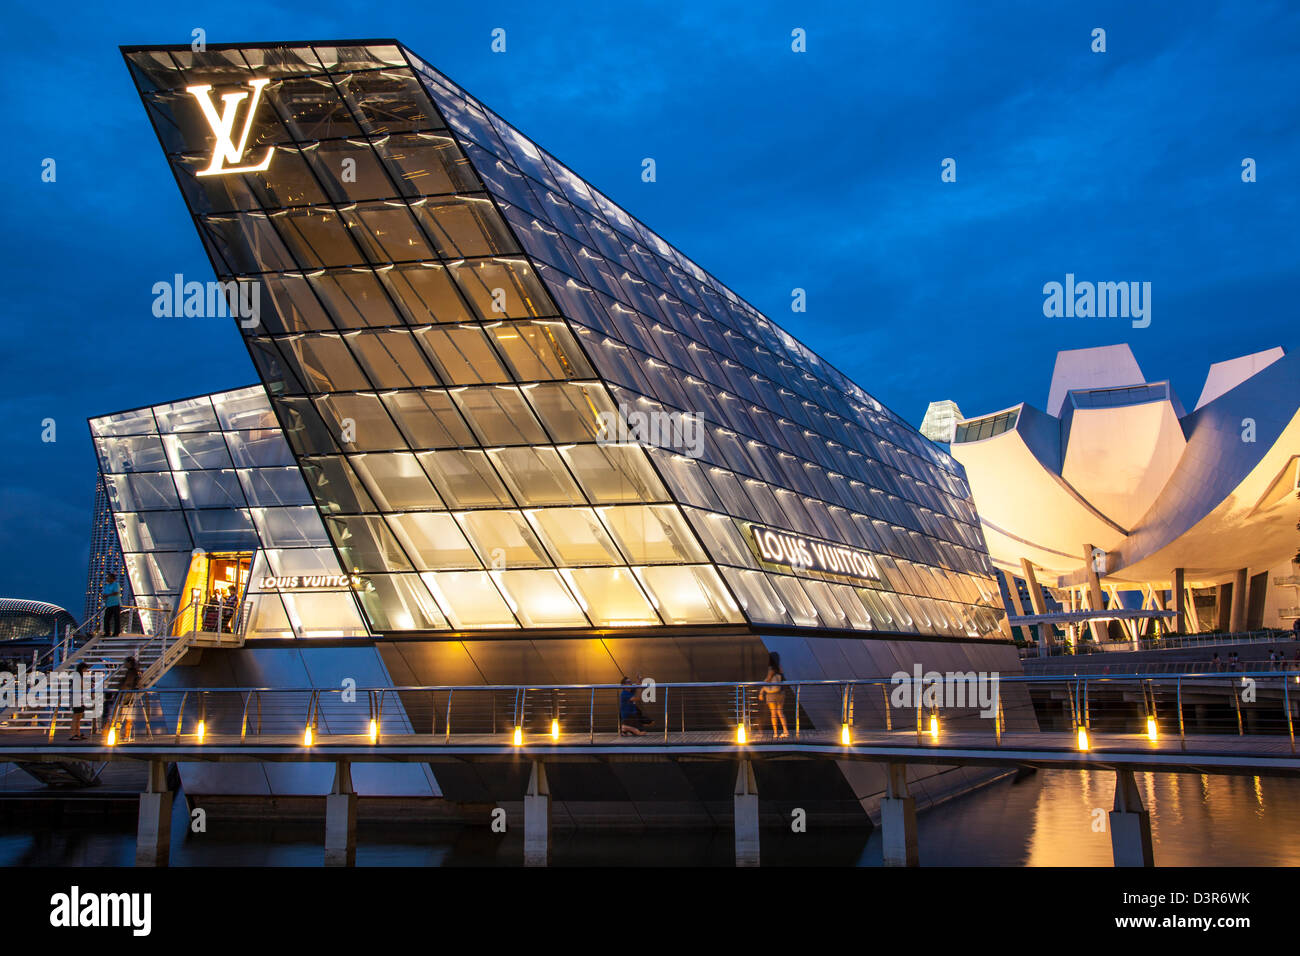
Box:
(1077, 726, 1090, 751)
(736, 724, 747, 744)
(369, 719, 379, 745)
(551, 718, 560, 741)
(928, 714, 940, 739)
(106, 726, 116, 747)
(513, 726, 523, 746)
(196, 720, 206, 744)
(1146, 716, 1158, 741)
(303, 725, 313, 747)
(840, 723, 851, 745)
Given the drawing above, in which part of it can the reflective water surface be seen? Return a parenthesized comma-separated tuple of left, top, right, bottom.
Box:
(4, 769, 1300, 866)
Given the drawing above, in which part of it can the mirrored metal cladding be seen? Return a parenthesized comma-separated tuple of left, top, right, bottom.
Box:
(119, 40, 1006, 640)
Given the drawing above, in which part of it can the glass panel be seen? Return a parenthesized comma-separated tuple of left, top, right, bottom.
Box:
(335, 68, 444, 135)
(488, 320, 591, 380)
(281, 590, 370, 637)
(349, 452, 443, 510)
(768, 575, 819, 627)
(720, 567, 791, 626)
(97, 435, 169, 473)
(308, 270, 403, 328)
(91, 408, 157, 437)
(683, 508, 757, 568)
(451, 386, 548, 445)
(245, 592, 295, 638)
(354, 574, 447, 631)
(454, 510, 551, 568)
(326, 515, 415, 572)
(185, 509, 257, 551)
(282, 333, 372, 391)
(420, 571, 517, 629)
(487, 446, 584, 506)
(154, 396, 218, 432)
(382, 391, 475, 448)
(492, 569, 588, 627)
(213, 387, 277, 431)
(524, 507, 624, 566)
(415, 197, 518, 258)
(418, 449, 513, 507)
(346, 330, 441, 388)
(559, 444, 667, 504)
(375, 132, 480, 197)
(162, 432, 233, 471)
(560, 567, 659, 627)
(633, 565, 742, 625)
(596, 505, 705, 564)
(415, 326, 508, 384)
(522, 382, 618, 442)
(386, 512, 481, 570)
(237, 467, 313, 507)
(381, 264, 473, 324)
(173, 470, 245, 509)
(249, 505, 331, 548)
(123, 551, 190, 599)
(102, 473, 180, 512)
(299, 456, 377, 514)
(447, 257, 550, 319)
(314, 393, 405, 451)
(261, 547, 343, 577)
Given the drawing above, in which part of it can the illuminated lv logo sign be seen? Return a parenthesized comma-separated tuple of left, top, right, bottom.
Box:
(186, 78, 274, 176)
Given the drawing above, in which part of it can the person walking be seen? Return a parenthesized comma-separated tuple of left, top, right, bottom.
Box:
(116, 656, 142, 742)
(618, 677, 646, 736)
(102, 573, 122, 637)
(760, 652, 789, 739)
(67, 662, 90, 741)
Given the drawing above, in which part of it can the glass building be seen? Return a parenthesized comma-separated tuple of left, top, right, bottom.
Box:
(116, 40, 1005, 645)
(96, 37, 1024, 813)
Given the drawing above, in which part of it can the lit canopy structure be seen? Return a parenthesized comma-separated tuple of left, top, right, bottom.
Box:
(942, 344, 1300, 632)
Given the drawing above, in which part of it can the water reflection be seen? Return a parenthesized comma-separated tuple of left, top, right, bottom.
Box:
(5, 770, 1300, 866)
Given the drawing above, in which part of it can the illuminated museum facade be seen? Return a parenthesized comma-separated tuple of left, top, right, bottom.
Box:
(932, 344, 1300, 640)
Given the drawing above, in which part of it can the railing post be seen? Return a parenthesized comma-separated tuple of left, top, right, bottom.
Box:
(881, 683, 891, 732)
(663, 686, 669, 742)
(795, 684, 802, 738)
(1231, 677, 1243, 735)
(589, 687, 595, 743)
(1176, 676, 1185, 751)
(1285, 676, 1295, 754)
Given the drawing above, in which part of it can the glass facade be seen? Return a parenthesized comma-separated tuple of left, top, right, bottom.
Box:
(90, 386, 369, 639)
(117, 41, 1005, 639)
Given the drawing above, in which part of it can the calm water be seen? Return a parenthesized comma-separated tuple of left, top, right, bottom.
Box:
(4, 769, 1299, 866)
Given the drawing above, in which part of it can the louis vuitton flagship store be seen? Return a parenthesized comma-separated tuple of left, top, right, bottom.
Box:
(98, 39, 1025, 820)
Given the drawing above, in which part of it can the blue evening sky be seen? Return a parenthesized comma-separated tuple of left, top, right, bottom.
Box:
(0, 0, 1295, 615)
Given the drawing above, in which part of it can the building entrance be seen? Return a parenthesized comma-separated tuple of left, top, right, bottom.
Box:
(176, 551, 253, 635)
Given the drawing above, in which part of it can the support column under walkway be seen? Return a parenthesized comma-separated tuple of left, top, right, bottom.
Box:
(524, 760, 551, 867)
(135, 759, 172, 867)
(1109, 769, 1154, 867)
(325, 761, 357, 867)
(734, 759, 760, 867)
(882, 763, 919, 867)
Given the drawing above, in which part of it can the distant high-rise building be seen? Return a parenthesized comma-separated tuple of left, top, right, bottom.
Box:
(920, 400, 963, 444)
(83, 470, 129, 625)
